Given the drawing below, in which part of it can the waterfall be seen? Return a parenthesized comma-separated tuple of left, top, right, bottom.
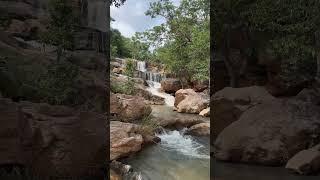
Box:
(136, 61, 147, 72)
(136, 61, 165, 83)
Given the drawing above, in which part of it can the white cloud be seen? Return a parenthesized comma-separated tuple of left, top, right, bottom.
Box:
(110, 0, 179, 38)
(111, 21, 136, 37)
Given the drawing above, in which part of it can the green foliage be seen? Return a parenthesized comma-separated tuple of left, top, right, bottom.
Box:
(110, 28, 131, 58)
(40, 0, 78, 62)
(124, 58, 136, 77)
(110, 80, 136, 95)
(143, 0, 210, 82)
(137, 113, 159, 136)
(110, 29, 152, 61)
(111, 58, 136, 95)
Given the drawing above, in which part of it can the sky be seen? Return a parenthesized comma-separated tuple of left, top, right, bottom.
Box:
(111, 0, 180, 38)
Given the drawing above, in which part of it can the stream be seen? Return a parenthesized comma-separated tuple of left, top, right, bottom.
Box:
(122, 61, 210, 180)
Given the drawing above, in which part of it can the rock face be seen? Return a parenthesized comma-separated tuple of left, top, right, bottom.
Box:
(161, 78, 182, 93)
(199, 107, 210, 117)
(174, 89, 209, 114)
(0, 98, 106, 177)
(112, 67, 124, 74)
(110, 121, 143, 161)
(186, 122, 210, 136)
(214, 98, 320, 166)
(212, 86, 275, 137)
(285, 144, 320, 175)
(110, 93, 152, 122)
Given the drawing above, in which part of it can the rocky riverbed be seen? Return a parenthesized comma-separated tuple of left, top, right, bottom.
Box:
(110, 59, 210, 180)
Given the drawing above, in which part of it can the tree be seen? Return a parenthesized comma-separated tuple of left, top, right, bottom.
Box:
(41, 0, 78, 62)
(143, 0, 210, 85)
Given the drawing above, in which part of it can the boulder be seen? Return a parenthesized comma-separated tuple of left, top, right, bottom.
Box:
(110, 93, 152, 122)
(110, 121, 143, 161)
(199, 107, 210, 117)
(161, 78, 182, 93)
(151, 105, 207, 129)
(214, 98, 320, 166)
(286, 144, 320, 175)
(212, 86, 275, 137)
(174, 89, 198, 107)
(186, 122, 210, 136)
(0, 98, 107, 177)
(175, 89, 209, 114)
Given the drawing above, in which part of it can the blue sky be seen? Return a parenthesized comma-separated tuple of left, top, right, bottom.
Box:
(111, 0, 180, 38)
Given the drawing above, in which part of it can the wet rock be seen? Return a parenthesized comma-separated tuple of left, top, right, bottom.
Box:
(110, 93, 152, 122)
(212, 86, 275, 137)
(199, 107, 210, 117)
(214, 98, 320, 166)
(286, 144, 320, 175)
(186, 122, 210, 136)
(161, 78, 182, 93)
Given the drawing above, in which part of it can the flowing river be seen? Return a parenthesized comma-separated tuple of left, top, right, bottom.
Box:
(122, 61, 210, 180)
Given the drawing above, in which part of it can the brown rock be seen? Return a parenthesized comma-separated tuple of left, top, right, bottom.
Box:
(174, 89, 198, 107)
(286, 144, 320, 175)
(199, 107, 210, 117)
(186, 122, 210, 136)
(110, 121, 143, 160)
(112, 67, 124, 74)
(174, 89, 209, 114)
(110, 93, 152, 122)
(161, 78, 182, 93)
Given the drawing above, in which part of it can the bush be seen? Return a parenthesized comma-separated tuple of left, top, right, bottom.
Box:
(136, 113, 159, 136)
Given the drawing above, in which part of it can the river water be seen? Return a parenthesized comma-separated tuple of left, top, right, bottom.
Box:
(124, 62, 210, 180)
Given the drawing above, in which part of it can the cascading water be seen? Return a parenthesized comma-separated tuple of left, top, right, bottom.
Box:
(146, 81, 175, 107)
(122, 60, 209, 180)
(135, 60, 175, 106)
(136, 61, 164, 83)
(156, 130, 210, 159)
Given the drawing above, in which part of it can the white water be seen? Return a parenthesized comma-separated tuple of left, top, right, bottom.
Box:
(136, 61, 147, 72)
(146, 81, 175, 107)
(156, 130, 210, 159)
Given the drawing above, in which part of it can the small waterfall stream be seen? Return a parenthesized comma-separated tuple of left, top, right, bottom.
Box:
(136, 61, 165, 83)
